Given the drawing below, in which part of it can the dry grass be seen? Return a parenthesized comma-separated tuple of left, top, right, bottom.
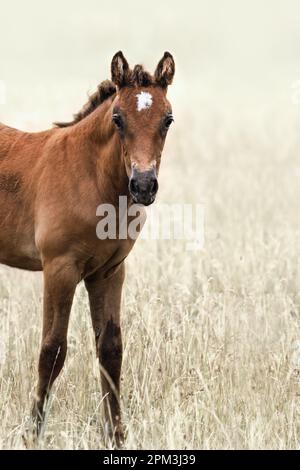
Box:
(1, 0, 300, 450)
(1, 106, 300, 450)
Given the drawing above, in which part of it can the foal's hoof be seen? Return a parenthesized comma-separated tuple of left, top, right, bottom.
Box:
(22, 419, 39, 448)
(104, 421, 125, 449)
(31, 398, 47, 437)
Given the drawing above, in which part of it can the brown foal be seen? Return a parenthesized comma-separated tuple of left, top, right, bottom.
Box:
(0, 51, 175, 446)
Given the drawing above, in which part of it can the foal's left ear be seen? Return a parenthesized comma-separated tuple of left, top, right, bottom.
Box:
(154, 52, 175, 88)
(111, 51, 130, 88)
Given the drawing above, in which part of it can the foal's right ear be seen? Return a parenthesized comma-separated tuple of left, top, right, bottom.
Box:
(111, 51, 130, 88)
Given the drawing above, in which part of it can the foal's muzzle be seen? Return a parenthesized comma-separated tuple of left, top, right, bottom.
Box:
(129, 168, 158, 206)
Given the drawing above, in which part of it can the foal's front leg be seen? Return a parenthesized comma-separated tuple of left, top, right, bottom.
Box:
(32, 256, 79, 434)
(85, 263, 125, 447)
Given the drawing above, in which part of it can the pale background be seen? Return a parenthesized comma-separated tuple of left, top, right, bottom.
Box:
(1, 0, 300, 449)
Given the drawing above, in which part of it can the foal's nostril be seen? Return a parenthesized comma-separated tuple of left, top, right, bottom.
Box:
(129, 178, 139, 195)
(150, 178, 158, 195)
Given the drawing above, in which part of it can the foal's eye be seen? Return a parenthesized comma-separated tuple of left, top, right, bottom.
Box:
(112, 113, 123, 129)
(164, 114, 174, 129)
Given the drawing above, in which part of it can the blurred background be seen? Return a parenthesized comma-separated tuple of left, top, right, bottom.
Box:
(1, 0, 300, 450)
(1, 0, 300, 126)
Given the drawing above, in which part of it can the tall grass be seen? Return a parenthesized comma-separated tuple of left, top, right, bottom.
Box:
(1, 0, 300, 449)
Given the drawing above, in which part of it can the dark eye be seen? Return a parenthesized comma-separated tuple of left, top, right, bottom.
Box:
(164, 114, 174, 129)
(112, 113, 123, 130)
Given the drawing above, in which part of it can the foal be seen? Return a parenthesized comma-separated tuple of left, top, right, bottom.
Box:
(0, 51, 175, 445)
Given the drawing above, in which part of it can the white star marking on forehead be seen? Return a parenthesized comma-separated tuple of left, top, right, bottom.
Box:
(136, 91, 153, 112)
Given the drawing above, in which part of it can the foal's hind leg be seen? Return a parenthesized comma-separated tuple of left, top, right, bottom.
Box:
(32, 257, 79, 435)
(85, 263, 125, 447)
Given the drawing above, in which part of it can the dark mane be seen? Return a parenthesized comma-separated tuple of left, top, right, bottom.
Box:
(53, 80, 117, 128)
(54, 64, 155, 128)
(131, 65, 154, 87)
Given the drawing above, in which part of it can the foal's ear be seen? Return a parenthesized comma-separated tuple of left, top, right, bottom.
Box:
(111, 51, 130, 88)
(154, 52, 175, 88)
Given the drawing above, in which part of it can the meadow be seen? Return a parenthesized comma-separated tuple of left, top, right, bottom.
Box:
(1, 0, 300, 450)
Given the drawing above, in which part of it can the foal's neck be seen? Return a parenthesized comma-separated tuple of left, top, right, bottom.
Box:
(73, 97, 129, 204)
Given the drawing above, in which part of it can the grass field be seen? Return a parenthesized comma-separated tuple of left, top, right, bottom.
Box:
(1, 0, 300, 450)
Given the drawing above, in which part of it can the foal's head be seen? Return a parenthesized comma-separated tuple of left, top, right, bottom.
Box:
(110, 51, 175, 206)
